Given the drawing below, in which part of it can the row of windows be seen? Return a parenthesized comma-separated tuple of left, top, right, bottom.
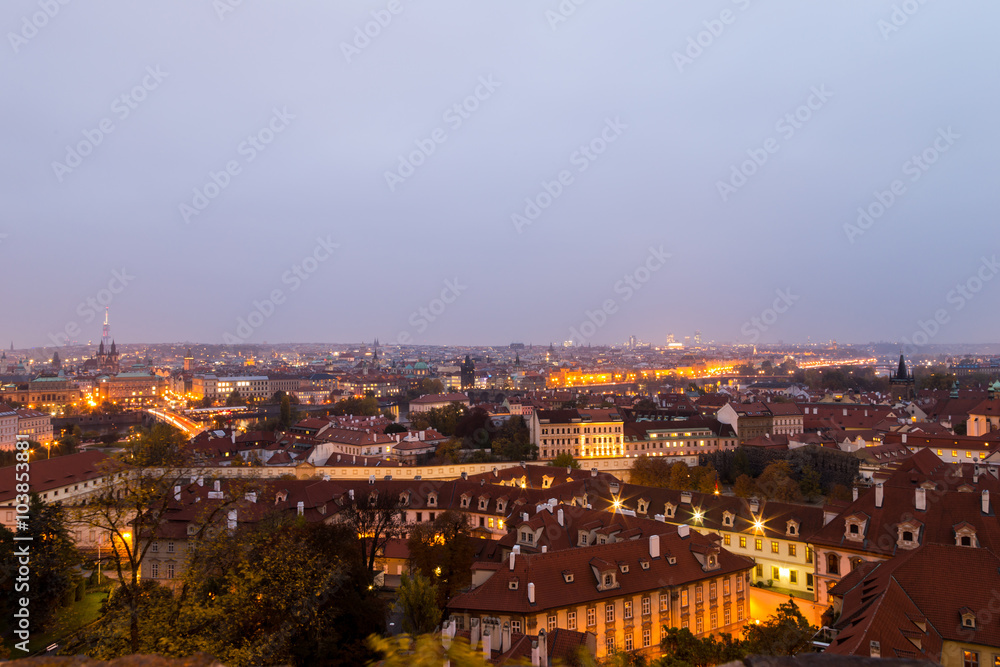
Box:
(680, 577, 743, 607)
(754, 564, 812, 587)
(542, 425, 622, 435)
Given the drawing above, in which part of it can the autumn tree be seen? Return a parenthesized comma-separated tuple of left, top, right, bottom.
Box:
(339, 487, 406, 584)
(396, 574, 442, 635)
(407, 510, 474, 605)
(756, 461, 802, 502)
(550, 452, 580, 469)
(741, 598, 817, 655)
(733, 474, 757, 498)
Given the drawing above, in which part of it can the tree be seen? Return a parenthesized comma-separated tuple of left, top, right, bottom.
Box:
(741, 598, 817, 656)
(407, 511, 474, 605)
(368, 634, 492, 667)
(280, 393, 293, 427)
(330, 396, 381, 417)
(0, 493, 81, 633)
(225, 389, 243, 406)
(733, 474, 757, 498)
(385, 422, 407, 435)
(550, 452, 580, 469)
(435, 438, 462, 464)
(340, 488, 406, 585)
(629, 456, 672, 487)
(396, 574, 442, 635)
(798, 465, 822, 499)
(420, 378, 445, 395)
(827, 483, 853, 503)
(756, 461, 802, 502)
(669, 462, 691, 490)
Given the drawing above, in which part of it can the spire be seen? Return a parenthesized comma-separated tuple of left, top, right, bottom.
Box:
(111, 340, 117, 355)
(99, 340, 105, 355)
(896, 353, 907, 379)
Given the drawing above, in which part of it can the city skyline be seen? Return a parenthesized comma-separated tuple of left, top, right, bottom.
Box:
(4, 2, 1000, 348)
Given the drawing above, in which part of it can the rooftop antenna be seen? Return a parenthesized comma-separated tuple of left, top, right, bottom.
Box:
(102, 307, 111, 348)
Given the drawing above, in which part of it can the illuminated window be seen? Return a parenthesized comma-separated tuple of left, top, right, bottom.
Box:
(643, 628, 651, 648)
(723, 579, 730, 596)
(681, 589, 689, 607)
(739, 536, 747, 548)
(755, 539, 763, 551)
(548, 615, 556, 632)
(568, 611, 577, 630)
(965, 652, 979, 667)
(723, 534, 731, 545)
(624, 601, 633, 619)
(771, 541, 779, 554)
(587, 607, 596, 626)
(606, 603, 615, 623)
(789, 544, 797, 557)
(642, 596, 650, 616)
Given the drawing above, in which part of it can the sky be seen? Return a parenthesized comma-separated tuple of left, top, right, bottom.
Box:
(3, 1, 999, 349)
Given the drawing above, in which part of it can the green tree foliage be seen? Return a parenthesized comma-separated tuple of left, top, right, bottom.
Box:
(409, 403, 467, 436)
(340, 488, 407, 584)
(385, 422, 408, 434)
(797, 465, 822, 499)
(0, 493, 81, 632)
(225, 389, 243, 406)
(741, 598, 817, 656)
(367, 634, 492, 667)
(279, 393, 293, 427)
(407, 511, 474, 606)
(489, 416, 535, 461)
(330, 396, 381, 417)
(733, 474, 757, 498)
(396, 574, 442, 635)
(127, 423, 187, 467)
(550, 452, 581, 469)
(657, 627, 744, 667)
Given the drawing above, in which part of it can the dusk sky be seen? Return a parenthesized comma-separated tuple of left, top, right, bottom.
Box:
(4, 1, 999, 348)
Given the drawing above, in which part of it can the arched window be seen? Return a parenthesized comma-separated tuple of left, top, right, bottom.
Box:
(827, 553, 840, 575)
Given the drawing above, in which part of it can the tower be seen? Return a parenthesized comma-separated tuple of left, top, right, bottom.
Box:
(102, 307, 111, 348)
(460, 354, 475, 390)
(889, 353, 915, 401)
(184, 348, 194, 372)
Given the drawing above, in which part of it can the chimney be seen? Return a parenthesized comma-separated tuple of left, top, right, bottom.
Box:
(213, 480, 221, 492)
(875, 483, 884, 508)
(984, 490, 991, 515)
(502, 622, 511, 653)
(522, 512, 529, 522)
(469, 618, 480, 650)
(749, 497, 759, 513)
(528, 581, 535, 604)
(680, 491, 692, 504)
(509, 552, 516, 570)
(655, 513, 666, 522)
(537, 629, 548, 667)
(649, 534, 660, 558)
(678, 525, 690, 538)
(173, 485, 181, 501)
(461, 472, 468, 481)
(557, 508, 564, 526)
(513, 544, 521, 554)
(482, 629, 491, 660)
(852, 486, 859, 501)
(197, 476, 204, 486)
(870, 641, 881, 658)
(227, 509, 237, 531)
(915, 487, 926, 511)
(531, 640, 540, 667)
(902, 433, 907, 444)
(591, 468, 597, 477)
(348, 489, 355, 500)
(246, 492, 257, 503)
(541, 545, 547, 553)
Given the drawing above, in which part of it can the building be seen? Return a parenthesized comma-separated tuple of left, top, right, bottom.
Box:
(967, 400, 1000, 437)
(16, 408, 53, 443)
(461, 355, 476, 390)
(531, 408, 624, 460)
(621, 419, 739, 465)
(192, 375, 270, 403)
(889, 354, 915, 402)
(0, 403, 17, 450)
(97, 371, 165, 407)
(0, 376, 81, 411)
(827, 544, 1000, 666)
(716, 403, 801, 445)
(409, 392, 471, 414)
(447, 526, 754, 660)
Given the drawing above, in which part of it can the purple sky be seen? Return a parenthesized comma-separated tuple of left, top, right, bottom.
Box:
(3, 1, 999, 348)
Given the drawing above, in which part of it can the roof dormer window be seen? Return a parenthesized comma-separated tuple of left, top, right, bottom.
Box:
(722, 512, 734, 528)
(563, 571, 574, 583)
(509, 579, 519, 590)
(786, 520, 799, 537)
(460, 495, 470, 509)
(603, 573, 614, 588)
(427, 492, 437, 507)
(665, 503, 676, 519)
(478, 498, 488, 511)
(961, 608, 976, 629)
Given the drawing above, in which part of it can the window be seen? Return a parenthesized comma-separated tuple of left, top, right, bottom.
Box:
(711, 612, 717, 630)
(710, 582, 717, 600)
(739, 536, 747, 548)
(151, 542, 158, 553)
(966, 651, 979, 667)
(606, 603, 615, 623)
(681, 590, 689, 607)
(547, 614, 557, 631)
(788, 544, 797, 557)
(723, 579, 730, 596)
(772, 566, 780, 581)
(642, 596, 650, 616)
(587, 607, 596, 626)
(166, 563, 174, 579)
(660, 593, 669, 611)
(756, 564, 763, 577)
(603, 574, 614, 588)
(724, 608, 731, 626)
(737, 605, 744, 622)
(849, 524, 859, 535)
(696, 585, 703, 603)
(827, 553, 840, 575)
(696, 616, 704, 634)
(624, 633, 634, 651)
(606, 636, 615, 654)
(167, 541, 175, 553)
(643, 628, 651, 648)
(151, 562, 159, 578)
(807, 573, 814, 588)
(723, 534, 731, 546)
(771, 541, 779, 554)
(790, 570, 798, 584)
(511, 620, 521, 633)
(624, 601, 633, 619)
(755, 539, 763, 551)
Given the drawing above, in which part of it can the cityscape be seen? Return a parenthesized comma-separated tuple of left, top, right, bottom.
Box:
(4, 2, 1000, 667)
